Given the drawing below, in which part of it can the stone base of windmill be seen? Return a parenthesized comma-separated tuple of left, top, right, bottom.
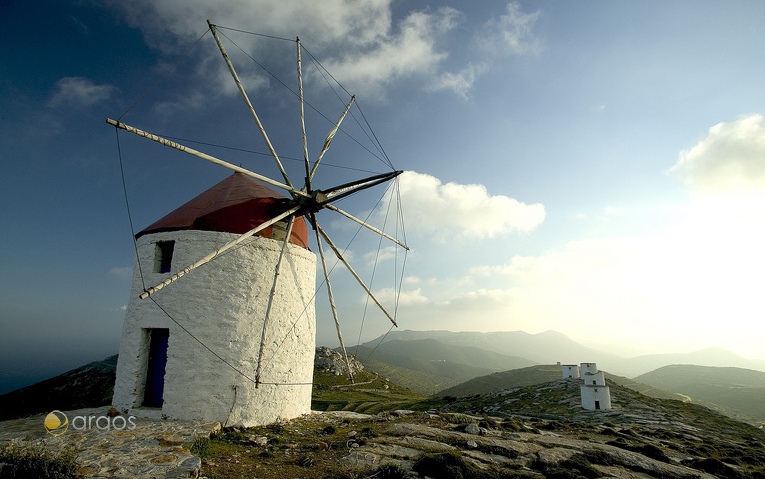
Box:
(112, 230, 317, 428)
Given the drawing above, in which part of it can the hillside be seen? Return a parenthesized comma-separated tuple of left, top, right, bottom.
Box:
(353, 354, 459, 395)
(435, 364, 689, 403)
(0, 355, 117, 420)
(636, 364, 765, 423)
(615, 347, 765, 377)
(436, 364, 563, 397)
(351, 338, 534, 391)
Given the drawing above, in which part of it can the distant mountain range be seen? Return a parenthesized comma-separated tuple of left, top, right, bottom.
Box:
(358, 330, 765, 378)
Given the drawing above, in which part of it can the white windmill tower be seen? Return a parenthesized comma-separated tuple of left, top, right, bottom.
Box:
(109, 21, 407, 426)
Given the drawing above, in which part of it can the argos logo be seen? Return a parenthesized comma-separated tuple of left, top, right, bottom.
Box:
(44, 410, 137, 435)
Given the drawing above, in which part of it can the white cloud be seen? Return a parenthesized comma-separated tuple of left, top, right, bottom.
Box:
(373, 287, 429, 307)
(399, 219, 765, 358)
(321, 7, 460, 96)
(670, 114, 765, 194)
(364, 246, 401, 266)
(478, 2, 542, 56)
(438, 115, 765, 357)
(109, 0, 392, 51)
(427, 63, 487, 99)
(106, 0, 462, 98)
(379, 115, 765, 359)
(105, 1, 544, 100)
(389, 171, 545, 239)
(48, 77, 116, 107)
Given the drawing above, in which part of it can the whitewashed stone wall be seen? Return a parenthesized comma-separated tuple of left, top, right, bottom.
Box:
(580, 383, 612, 411)
(578, 362, 611, 411)
(113, 230, 316, 426)
(580, 362, 598, 376)
(561, 365, 580, 379)
(582, 370, 605, 387)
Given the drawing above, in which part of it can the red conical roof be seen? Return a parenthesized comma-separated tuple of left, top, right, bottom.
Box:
(137, 172, 309, 249)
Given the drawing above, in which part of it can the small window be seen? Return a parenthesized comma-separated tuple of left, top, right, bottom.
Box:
(592, 380, 596, 385)
(154, 241, 174, 273)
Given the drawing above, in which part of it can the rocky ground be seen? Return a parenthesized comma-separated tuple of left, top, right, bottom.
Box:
(2, 380, 764, 478)
(189, 379, 765, 479)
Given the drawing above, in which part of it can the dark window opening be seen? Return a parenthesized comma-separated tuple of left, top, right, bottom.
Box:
(594, 400, 600, 410)
(154, 241, 174, 273)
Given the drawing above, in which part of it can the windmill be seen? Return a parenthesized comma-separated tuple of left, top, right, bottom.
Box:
(109, 21, 408, 426)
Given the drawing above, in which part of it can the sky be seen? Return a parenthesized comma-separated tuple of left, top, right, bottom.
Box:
(2, 1, 765, 393)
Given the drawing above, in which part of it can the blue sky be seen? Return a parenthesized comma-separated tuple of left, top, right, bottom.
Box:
(2, 1, 765, 393)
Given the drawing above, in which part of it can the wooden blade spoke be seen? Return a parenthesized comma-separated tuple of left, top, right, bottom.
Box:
(324, 204, 408, 250)
(313, 213, 355, 382)
(309, 95, 355, 180)
(255, 217, 295, 387)
(322, 170, 403, 202)
(316, 224, 398, 327)
(207, 20, 294, 191)
(107, 119, 310, 199)
(139, 205, 301, 299)
(297, 38, 311, 192)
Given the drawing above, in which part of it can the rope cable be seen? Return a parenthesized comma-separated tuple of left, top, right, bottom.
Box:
(221, 29, 391, 166)
(159, 134, 382, 175)
(302, 46, 394, 170)
(354, 180, 396, 356)
(214, 25, 293, 43)
(115, 128, 146, 291)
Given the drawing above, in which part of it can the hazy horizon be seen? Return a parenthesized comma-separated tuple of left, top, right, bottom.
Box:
(2, 327, 763, 396)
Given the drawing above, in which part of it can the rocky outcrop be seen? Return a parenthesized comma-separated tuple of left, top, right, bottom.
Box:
(192, 407, 743, 478)
(314, 346, 364, 376)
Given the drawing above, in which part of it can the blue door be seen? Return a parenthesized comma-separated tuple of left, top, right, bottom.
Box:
(143, 329, 169, 407)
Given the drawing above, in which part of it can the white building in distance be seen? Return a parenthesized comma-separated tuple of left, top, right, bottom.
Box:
(579, 362, 611, 411)
(112, 173, 316, 426)
(561, 364, 580, 379)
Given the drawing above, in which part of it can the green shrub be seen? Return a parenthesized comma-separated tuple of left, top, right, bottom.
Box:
(189, 436, 211, 458)
(0, 441, 78, 479)
(447, 413, 475, 425)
